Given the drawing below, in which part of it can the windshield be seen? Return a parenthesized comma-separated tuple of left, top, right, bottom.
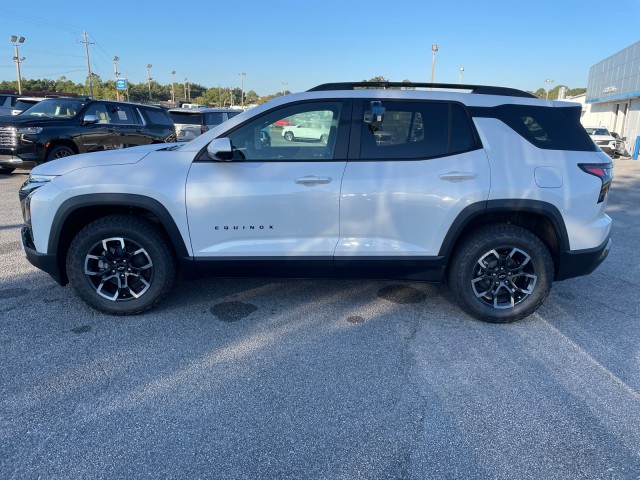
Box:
(21, 98, 87, 119)
(585, 127, 610, 136)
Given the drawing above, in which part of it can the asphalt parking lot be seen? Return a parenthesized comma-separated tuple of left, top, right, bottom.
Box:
(1, 161, 640, 480)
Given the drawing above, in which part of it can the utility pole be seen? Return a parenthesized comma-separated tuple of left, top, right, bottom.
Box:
(113, 56, 119, 100)
(79, 30, 95, 97)
(239, 72, 246, 107)
(146, 64, 153, 100)
(171, 70, 176, 104)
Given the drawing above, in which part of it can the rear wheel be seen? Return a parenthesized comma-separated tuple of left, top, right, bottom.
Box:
(66, 215, 177, 315)
(46, 145, 74, 161)
(320, 134, 328, 144)
(447, 224, 553, 323)
(0, 167, 15, 174)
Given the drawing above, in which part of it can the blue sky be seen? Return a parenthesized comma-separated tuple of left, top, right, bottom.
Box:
(1, 0, 639, 96)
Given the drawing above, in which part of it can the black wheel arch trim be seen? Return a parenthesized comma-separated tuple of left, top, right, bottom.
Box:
(438, 199, 570, 258)
(48, 193, 191, 275)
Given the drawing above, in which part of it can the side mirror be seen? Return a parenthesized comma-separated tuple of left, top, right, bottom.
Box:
(206, 138, 233, 161)
(82, 114, 99, 125)
(622, 136, 627, 141)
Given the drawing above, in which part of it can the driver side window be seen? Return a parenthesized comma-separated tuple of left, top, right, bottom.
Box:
(225, 101, 345, 161)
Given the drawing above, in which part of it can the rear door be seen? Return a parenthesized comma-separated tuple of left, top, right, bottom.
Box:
(336, 99, 490, 275)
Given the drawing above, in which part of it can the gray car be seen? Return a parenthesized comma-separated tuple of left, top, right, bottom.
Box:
(168, 107, 242, 142)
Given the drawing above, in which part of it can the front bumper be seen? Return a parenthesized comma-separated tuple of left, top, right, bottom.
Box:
(556, 236, 611, 280)
(20, 226, 65, 285)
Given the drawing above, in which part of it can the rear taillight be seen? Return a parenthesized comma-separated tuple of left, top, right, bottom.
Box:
(578, 163, 613, 203)
(201, 125, 209, 135)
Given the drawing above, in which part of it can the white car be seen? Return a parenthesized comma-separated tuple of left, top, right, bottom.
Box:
(584, 126, 618, 156)
(282, 122, 330, 143)
(19, 81, 612, 323)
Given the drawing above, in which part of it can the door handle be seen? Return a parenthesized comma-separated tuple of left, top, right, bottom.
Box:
(295, 176, 332, 185)
(439, 171, 477, 182)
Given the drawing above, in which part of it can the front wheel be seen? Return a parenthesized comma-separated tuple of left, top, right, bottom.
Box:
(66, 215, 177, 315)
(447, 224, 553, 323)
(284, 131, 294, 142)
(0, 166, 15, 174)
(46, 145, 74, 161)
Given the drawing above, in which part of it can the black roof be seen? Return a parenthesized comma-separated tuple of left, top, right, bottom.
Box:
(308, 82, 536, 98)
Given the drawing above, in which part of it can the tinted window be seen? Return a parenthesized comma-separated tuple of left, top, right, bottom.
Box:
(110, 105, 139, 124)
(144, 108, 173, 126)
(13, 100, 41, 112)
(169, 111, 201, 125)
(203, 112, 225, 126)
(360, 101, 477, 159)
(471, 104, 597, 152)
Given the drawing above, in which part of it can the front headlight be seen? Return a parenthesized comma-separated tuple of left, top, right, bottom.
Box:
(19, 174, 57, 201)
(15, 126, 44, 135)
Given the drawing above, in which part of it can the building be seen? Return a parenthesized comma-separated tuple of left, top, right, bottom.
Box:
(580, 40, 640, 154)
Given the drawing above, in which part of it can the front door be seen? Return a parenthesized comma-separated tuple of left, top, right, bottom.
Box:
(186, 100, 351, 276)
(80, 102, 118, 152)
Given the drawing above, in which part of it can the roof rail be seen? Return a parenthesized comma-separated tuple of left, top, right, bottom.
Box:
(307, 82, 536, 98)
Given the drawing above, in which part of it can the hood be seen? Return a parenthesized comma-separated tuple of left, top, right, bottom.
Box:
(32, 143, 182, 176)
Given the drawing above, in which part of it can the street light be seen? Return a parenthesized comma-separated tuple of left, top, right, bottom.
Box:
(171, 70, 176, 104)
(239, 72, 246, 107)
(146, 64, 153, 100)
(430, 44, 438, 84)
(282, 82, 288, 95)
(113, 56, 119, 100)
(10, 35, 26, 95)
(545, 78, 554, 100)
(184, 77, 190, 102)
(459, 66, 464, 85)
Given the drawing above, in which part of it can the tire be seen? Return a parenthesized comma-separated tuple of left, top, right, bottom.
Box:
(447, 224, 553, 323)
(0, 167, 15, 174)
(320, 134, 328, 144)
(66, 215, 178, 315)
(284, 131, 294, 142)
(46, 145, 74, 161)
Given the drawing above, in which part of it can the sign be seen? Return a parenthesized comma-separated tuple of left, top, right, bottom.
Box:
(116, 78, 127, 90)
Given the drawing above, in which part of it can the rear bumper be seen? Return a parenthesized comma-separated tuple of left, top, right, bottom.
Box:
(556, 236, 611, 280)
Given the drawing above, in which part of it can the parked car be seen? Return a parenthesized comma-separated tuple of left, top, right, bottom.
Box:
(0, 93, 21, 116)
(282, 121, 330, 143)
(11, 97, 45, 115)
(273, 118, 294, 127)
(0, 98, 175, 173)
(168, 108, 241, 142)
(610, 131, 626, 156)
(584, 126, 618, 157)
(19, 81, 612, 323)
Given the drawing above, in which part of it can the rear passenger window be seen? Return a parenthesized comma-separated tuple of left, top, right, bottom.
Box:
(471, 104, 597, 152)
(110, 105, 139, 124)
(360, 101, 477, 160)
(145, 109, 174, 126)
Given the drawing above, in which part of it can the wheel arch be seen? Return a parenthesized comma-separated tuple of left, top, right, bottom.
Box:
(46, 138, 79, 154)
(49, 194, 191, 285)
(440, 200, 569, 280)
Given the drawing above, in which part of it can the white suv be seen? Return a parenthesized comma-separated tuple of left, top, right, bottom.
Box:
(18, 82, 612, 323)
